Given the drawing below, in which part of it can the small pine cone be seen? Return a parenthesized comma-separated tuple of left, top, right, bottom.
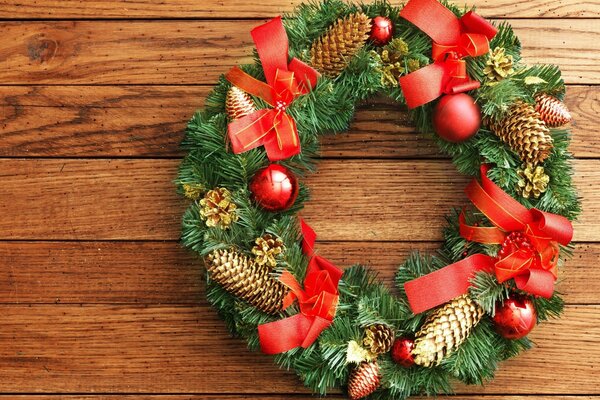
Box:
(225, 86, 256, 120)
(486, 101, 553, 165)
(535, 93, 572, 127)
(347, 361, 380, 400)
(251, 234, 285, 268)
(205, 249, 288, 314)
(199, 187, 239, 229)
(517, 163, 550, 199)
(363, 324, 395, 355)
(310, 13, 372, 78)
(412, 294, 484, 367)
(483, 47, 514, 84)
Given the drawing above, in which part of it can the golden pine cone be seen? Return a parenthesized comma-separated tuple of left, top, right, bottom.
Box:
(517, 163, 550, 199)
(310, 13, 372, 78)
(225, 86, 256, 120)
(199, 187, 238, 229)
(251, 234, 285, 267)
(363, 324, 395, 355)
(486, 101, 553, 165)
(535, 93, 572, 127)
(483, 47, 514, 84)
(412, 294, 484, 367)
(347, 361, 380, 400)
(205, 249, 288, 314)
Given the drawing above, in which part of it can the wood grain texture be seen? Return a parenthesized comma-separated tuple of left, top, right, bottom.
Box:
(0, 85, 596, 158)
(0, 159, 596, 241)
(0, 304, 597, 393)
(1, 241, 598, 304)
(0, 0, 596, 18)
(0, 20, 597, 85)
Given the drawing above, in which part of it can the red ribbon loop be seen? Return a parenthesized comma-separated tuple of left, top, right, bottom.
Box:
(258, 221, 342, 354)
(460, 165, 573, 298)
(399, 0, 497, 108)
(225, 17, 320, 161)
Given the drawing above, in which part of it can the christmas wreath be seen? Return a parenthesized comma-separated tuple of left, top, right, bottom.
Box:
(176, 0, 579, 398)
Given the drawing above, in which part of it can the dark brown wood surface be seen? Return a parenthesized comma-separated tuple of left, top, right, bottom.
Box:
(0, 0, 598, 398)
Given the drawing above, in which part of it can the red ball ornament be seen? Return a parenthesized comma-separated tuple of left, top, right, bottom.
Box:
(391, 337, 415, 367)
(493, 295, 537, 339)
(432, 93, 481, 142)
(249, 164, 299, 212)
(369, 16, 394, 46)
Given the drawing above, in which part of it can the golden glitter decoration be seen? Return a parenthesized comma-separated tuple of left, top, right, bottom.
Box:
(346, 340, 376, 364)
(182, 183, 204, 200)
(483, 47, 514, 84)
(199, 187, 238, 229)
(517, 163, 550, 199)
(251, 234, 285, 267)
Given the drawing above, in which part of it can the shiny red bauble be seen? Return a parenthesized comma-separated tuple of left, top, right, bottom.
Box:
(493, 295, 537, 339)
(369, 16, 394, 46)
(249, 164, 299, 212)
(433, 93, 481, 142)
(391, 337, 415, 367)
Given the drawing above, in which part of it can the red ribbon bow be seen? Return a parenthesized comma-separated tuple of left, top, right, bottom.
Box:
(225, 17, 320, 161)
(258, 219, 343, 354)
(404, 165, 573, 314)
(460, 164, 573, 297)
(399, 0, 497, 108)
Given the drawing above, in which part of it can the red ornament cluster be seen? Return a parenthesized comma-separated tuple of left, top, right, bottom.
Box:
(249, 164, 299, 212)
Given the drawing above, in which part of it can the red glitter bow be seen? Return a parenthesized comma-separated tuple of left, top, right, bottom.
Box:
(258, 220, 342, 354)
(404, 165, 573, 314)
(398, 0, 497, 108)
(225, 17, 320, 161)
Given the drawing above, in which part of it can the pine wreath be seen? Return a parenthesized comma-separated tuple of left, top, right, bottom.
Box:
(176, 0, 579, 398)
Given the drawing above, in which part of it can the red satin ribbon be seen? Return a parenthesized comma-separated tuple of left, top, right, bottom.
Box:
(258, 220, 343, 354)
(405, 254, 495, 314)
(459, 165, 573, 298)
(226, 17, 320, 161)
(398, 0, 497, 108)
(404, 165, 573, 314)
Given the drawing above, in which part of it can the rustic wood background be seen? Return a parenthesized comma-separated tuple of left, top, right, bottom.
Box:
(0, 0, 598, 398)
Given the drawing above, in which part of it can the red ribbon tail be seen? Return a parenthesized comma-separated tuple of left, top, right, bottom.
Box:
(300, 218, 317, 255)
(460, 11, 498, 40)
(404, 254, 495, 314)
(227, 109, 275, 154)
(399, 63, 446, 109)
(251, 16, 289, 86)
(262, 112, 301, 161)
(400, 0, 462, 45)
(258, 314, 313, 354)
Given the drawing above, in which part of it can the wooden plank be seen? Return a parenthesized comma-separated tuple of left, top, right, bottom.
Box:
(0, 20, 596, 85)
(0, 304, 596, 393)
(0, 159, 595, 241)
(0, 85, 595, 158)
(1, 241, 597, 304)
(0, 0, 596, 19)
(2, 397, 596, 400)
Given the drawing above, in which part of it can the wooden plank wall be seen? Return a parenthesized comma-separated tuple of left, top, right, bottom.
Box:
(0, 0, 598, 398)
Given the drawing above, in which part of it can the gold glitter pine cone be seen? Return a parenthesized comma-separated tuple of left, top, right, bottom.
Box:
(205, 249, 288, 314)
(483, 47, 514, 84)
(251, 234, 285, 268)
(363, 324, 395, 355)
(199, 187, 239, 229)
(412, 294, 484, 367)
(517, 163, 550, 199)
(486, 101, 553, 166)
(225, 86, 256, 120)
(535, 93, 572, 127)
(347, 361, 380, 400)
(310, 12, 372, 78)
